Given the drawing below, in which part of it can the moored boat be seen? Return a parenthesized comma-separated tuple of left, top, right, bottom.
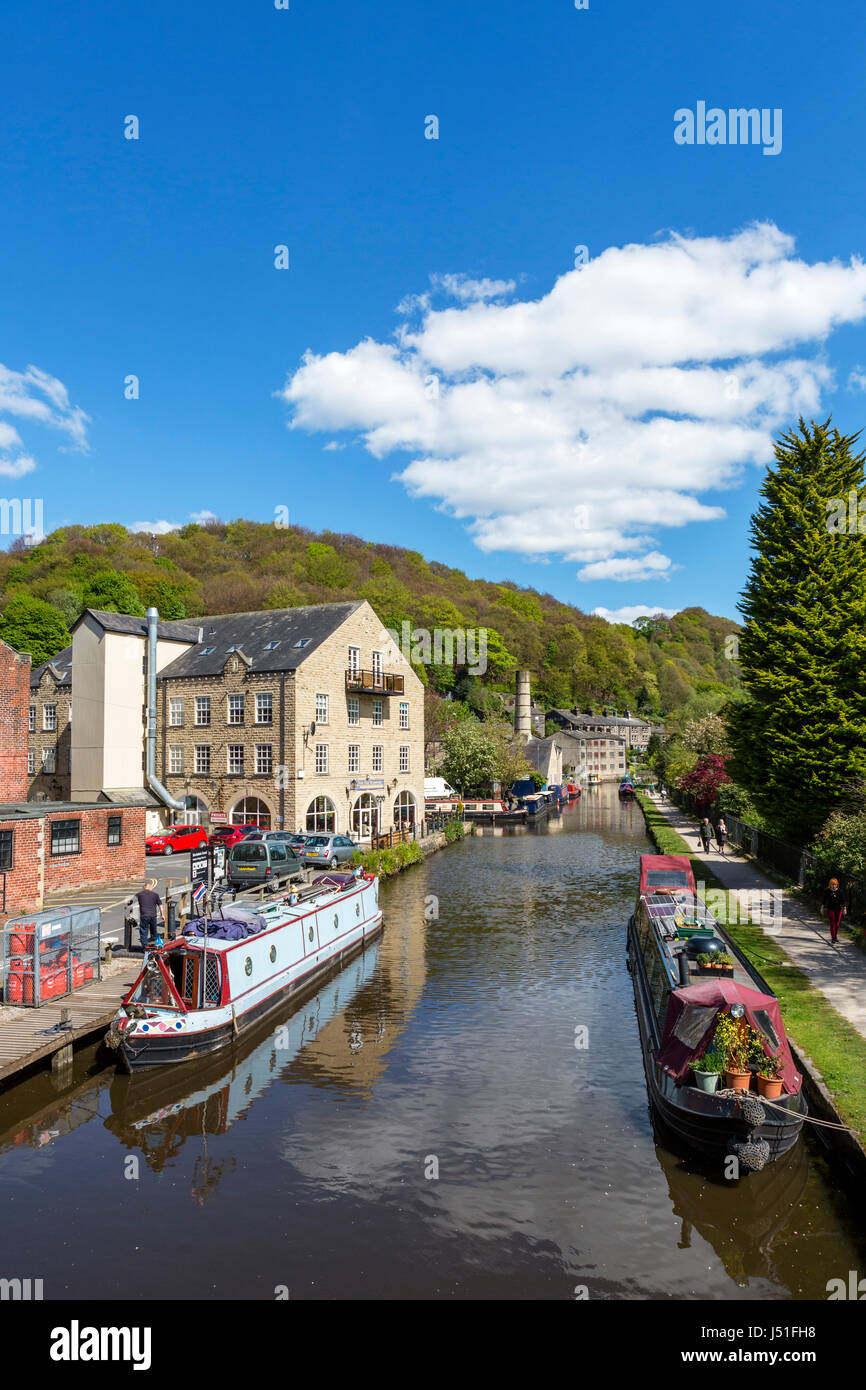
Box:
(626, 854, 806, 1171)
(618, 776, 636, 799)
(424, 797, 526, 823)
(106, 871, 382, 1071)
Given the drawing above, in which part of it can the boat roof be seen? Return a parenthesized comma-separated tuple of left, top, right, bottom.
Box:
(639, 854, 695, 895)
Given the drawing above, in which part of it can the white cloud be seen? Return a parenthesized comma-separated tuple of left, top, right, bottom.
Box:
(593, 604, 678, 626)
(189, 509, 218, 523)
(0, 364, 89, 476)
(431, 273, 517, 303)
(129, 519, 182, 535)
(279, 224, 866, 578)
(848, 365, 866, 392)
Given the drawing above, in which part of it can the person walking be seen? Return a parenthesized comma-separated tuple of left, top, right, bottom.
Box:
(821, 877, 847, 944)
(715, 817, 728, 855)
(699, 817, 713, 853)
(135, 878, 164, 953)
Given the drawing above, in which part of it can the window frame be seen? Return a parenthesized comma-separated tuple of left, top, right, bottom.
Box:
(50, 819, 81, 857)
(107, 814, 123, 847)
(195, 695, 211, 727)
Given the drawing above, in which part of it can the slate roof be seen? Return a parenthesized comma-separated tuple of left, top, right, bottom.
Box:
(74, 609, 203, 643)
(30, 645, 73, 689)
(158, 602, 363, 679)
(553, 711, 649, 728)
(0, 797, 155, 822)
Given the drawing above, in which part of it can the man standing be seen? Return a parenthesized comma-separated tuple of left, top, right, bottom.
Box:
(135, 878, 164, 953)
(699, 818, 713, 853)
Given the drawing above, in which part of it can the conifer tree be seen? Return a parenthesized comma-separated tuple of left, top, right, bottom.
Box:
(730, 418, 866, 838)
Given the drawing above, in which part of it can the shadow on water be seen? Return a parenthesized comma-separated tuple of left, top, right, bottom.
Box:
(0, 786, 862, 1298)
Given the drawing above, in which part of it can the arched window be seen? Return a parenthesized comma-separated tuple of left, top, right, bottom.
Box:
(231, 797, 272, 829)
(305, 796, 336, 834)
(173, 795, 209, 826)
(394, 790, 416, 827)
(351, 793, 376, 839)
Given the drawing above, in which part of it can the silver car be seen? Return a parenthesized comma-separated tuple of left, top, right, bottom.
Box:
(300, 833, 359, 868)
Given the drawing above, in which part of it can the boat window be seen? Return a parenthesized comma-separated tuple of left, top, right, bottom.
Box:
(673, 1004, 718, 1049)
(645, 870, 690, 887)
(752, 1009, 780, 1050)
(232, 843, 267, 863)
(483, 803, 495, 811)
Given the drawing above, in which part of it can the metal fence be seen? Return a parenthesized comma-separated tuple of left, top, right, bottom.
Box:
(1, 904, 101, 1007)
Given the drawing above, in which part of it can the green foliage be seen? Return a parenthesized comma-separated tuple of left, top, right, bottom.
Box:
(440, 721, 500, 795)
(731, 418, 866, 839)
(0, 592, 70, 665)
(305, 542, 352, 590)
(442, 817, 465, 843)
(693, 1042, 725, 1074)
(82, 570, 146, 616)
(809, 810, 866, 878)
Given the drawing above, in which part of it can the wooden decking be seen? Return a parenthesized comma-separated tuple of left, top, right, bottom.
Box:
(0, 969, 137, 1086)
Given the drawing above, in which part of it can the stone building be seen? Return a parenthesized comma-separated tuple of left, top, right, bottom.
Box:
(546, 708, 653, 753)
(27, 646, 73, 800)
(155, 601, 424, 837)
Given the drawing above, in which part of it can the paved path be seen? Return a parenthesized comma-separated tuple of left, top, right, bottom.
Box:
(647, 794, 866, 1041)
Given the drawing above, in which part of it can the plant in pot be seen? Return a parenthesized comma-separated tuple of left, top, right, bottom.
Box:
(691, 1040, 725, 1093)
(755, 1051, 784, 1099)
(714, 1010, 754, 1091)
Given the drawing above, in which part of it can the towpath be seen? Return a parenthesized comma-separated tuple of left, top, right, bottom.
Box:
(646, 793, 866, 1041)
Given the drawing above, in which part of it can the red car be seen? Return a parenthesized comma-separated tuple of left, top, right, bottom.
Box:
(208, 824, 260, 849)
(145, 824, 209, 856)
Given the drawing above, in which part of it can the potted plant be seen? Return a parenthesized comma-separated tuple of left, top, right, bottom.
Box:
(714, 1011, 754, 1091)
(756, 1052, 784, 1099)
(691, 1041, 725, 1093)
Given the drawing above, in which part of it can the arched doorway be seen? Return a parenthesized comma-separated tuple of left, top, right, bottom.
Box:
(394, 790, 416, 827)
(173, 795, 209, 826)
(305, 796, 336, 834)
(351, 793, 376, 840)
(231, 797, 272, 829)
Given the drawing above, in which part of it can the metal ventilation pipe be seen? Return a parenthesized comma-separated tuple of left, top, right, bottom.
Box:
(146, 607, 185, 811)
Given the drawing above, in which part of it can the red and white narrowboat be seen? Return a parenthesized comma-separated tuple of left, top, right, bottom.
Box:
(106, 871, 382, 1070)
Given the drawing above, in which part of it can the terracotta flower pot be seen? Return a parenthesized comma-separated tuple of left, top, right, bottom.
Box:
(757, 1075, 783, 1099)
(724, 1069, 751, 1092)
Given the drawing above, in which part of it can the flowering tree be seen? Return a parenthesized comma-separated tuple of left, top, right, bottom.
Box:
(677, 754, 731, 807)
(682, 713, 731, 758)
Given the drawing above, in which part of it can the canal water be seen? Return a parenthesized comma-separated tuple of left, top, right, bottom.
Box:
(0, 786, 863, 1299)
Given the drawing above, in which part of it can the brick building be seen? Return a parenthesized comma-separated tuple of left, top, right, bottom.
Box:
(0, 638, 30, 801)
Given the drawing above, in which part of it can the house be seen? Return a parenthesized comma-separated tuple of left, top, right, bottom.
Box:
(27, 646, 73, 800)
(546, 709, 653, 752)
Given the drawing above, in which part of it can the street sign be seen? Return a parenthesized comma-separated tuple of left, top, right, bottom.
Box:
(190, 845, 210, 887)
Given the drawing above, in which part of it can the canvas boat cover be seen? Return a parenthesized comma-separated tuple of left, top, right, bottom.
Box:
(655, 979, 801, 1094)
(639, 854, 696, 895)
(183, 915, 266, 940)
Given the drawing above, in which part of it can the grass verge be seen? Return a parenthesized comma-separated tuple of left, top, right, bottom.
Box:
(637, 792, 866, 1144)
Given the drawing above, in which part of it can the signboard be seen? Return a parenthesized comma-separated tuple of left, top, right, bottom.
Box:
(210, 812, 228, 825)
(349, 778, 385, 790)
(190, 845, 210, 888)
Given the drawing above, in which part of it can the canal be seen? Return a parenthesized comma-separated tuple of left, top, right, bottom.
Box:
(0, 786, 863, 1299)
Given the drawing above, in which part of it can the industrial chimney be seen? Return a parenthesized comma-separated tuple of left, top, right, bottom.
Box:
(514, 669, 532, 739)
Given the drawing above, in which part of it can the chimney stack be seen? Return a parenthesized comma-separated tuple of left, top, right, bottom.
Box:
(514, 669, 532, 739)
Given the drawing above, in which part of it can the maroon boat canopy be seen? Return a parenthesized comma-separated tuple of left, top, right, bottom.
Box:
(639, 854, 696, 895)
(656, 979, 801, 1095)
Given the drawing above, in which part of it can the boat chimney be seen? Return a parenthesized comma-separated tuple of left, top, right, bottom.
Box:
(514, 669, 532, 739)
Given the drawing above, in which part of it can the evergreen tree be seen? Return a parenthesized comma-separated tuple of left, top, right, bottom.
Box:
(730, 418, 866, 838)
(0, 592, 70, 665)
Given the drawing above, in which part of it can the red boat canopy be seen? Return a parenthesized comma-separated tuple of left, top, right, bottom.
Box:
(656, 979, 801, 1094)
(639, 854, 695, 895)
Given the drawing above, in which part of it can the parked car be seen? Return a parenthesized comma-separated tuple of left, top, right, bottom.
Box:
(300, 833, 359, 869)
(209, 824, 260, 849)
(146, 824, 209, 856)
(227, 838, 304, 889)
(243, 830, 309, 849)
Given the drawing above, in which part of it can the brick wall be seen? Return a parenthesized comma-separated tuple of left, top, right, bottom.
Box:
(0, 639, 31, 802)
(0, 806, 146, 924)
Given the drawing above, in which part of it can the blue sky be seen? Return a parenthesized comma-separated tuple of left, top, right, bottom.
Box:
(2, 0, 866, 624)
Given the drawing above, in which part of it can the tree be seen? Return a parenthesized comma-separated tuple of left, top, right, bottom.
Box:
(81, 570, 146, 616)
(0, 593, 70, 665)
(678, 753, 731, 807)
(440, 721, 499, 796)
(730, 419, 866, 838)
(682, 713, 731, 757)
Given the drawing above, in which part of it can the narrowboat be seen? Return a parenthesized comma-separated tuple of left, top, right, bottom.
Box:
(517, 792, 550, 820)
(627, 854, 805, 1171)
(424, 797, 526, 824)
(565, 781, 582, 800)
(106, 870, 382, 1071)
(618, 776, 636, 799)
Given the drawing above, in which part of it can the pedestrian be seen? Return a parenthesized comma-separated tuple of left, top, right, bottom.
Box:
(715, 817, 728, 855)
(135, 878, 164, 953)
(821, 876, 847, 945)
(699, 817, 713, 853)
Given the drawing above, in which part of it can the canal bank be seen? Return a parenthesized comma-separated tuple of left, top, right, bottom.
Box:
(0, 788, 863, 1299)
(637, 791, 866, 1182)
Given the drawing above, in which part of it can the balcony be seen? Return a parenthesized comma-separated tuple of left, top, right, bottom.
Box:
(345, 669, 405, 695)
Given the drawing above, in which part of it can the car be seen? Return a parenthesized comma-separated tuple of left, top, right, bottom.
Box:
(226, 838, 304, 889)
(146, 824, 209, 855)
(243, 830, 308, 847)
(300, 833, 359, 869)
(208, 824, 261, 849)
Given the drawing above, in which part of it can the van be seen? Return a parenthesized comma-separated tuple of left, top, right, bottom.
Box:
(424, 776, 457, 799)
(227, 837, 304, 889)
